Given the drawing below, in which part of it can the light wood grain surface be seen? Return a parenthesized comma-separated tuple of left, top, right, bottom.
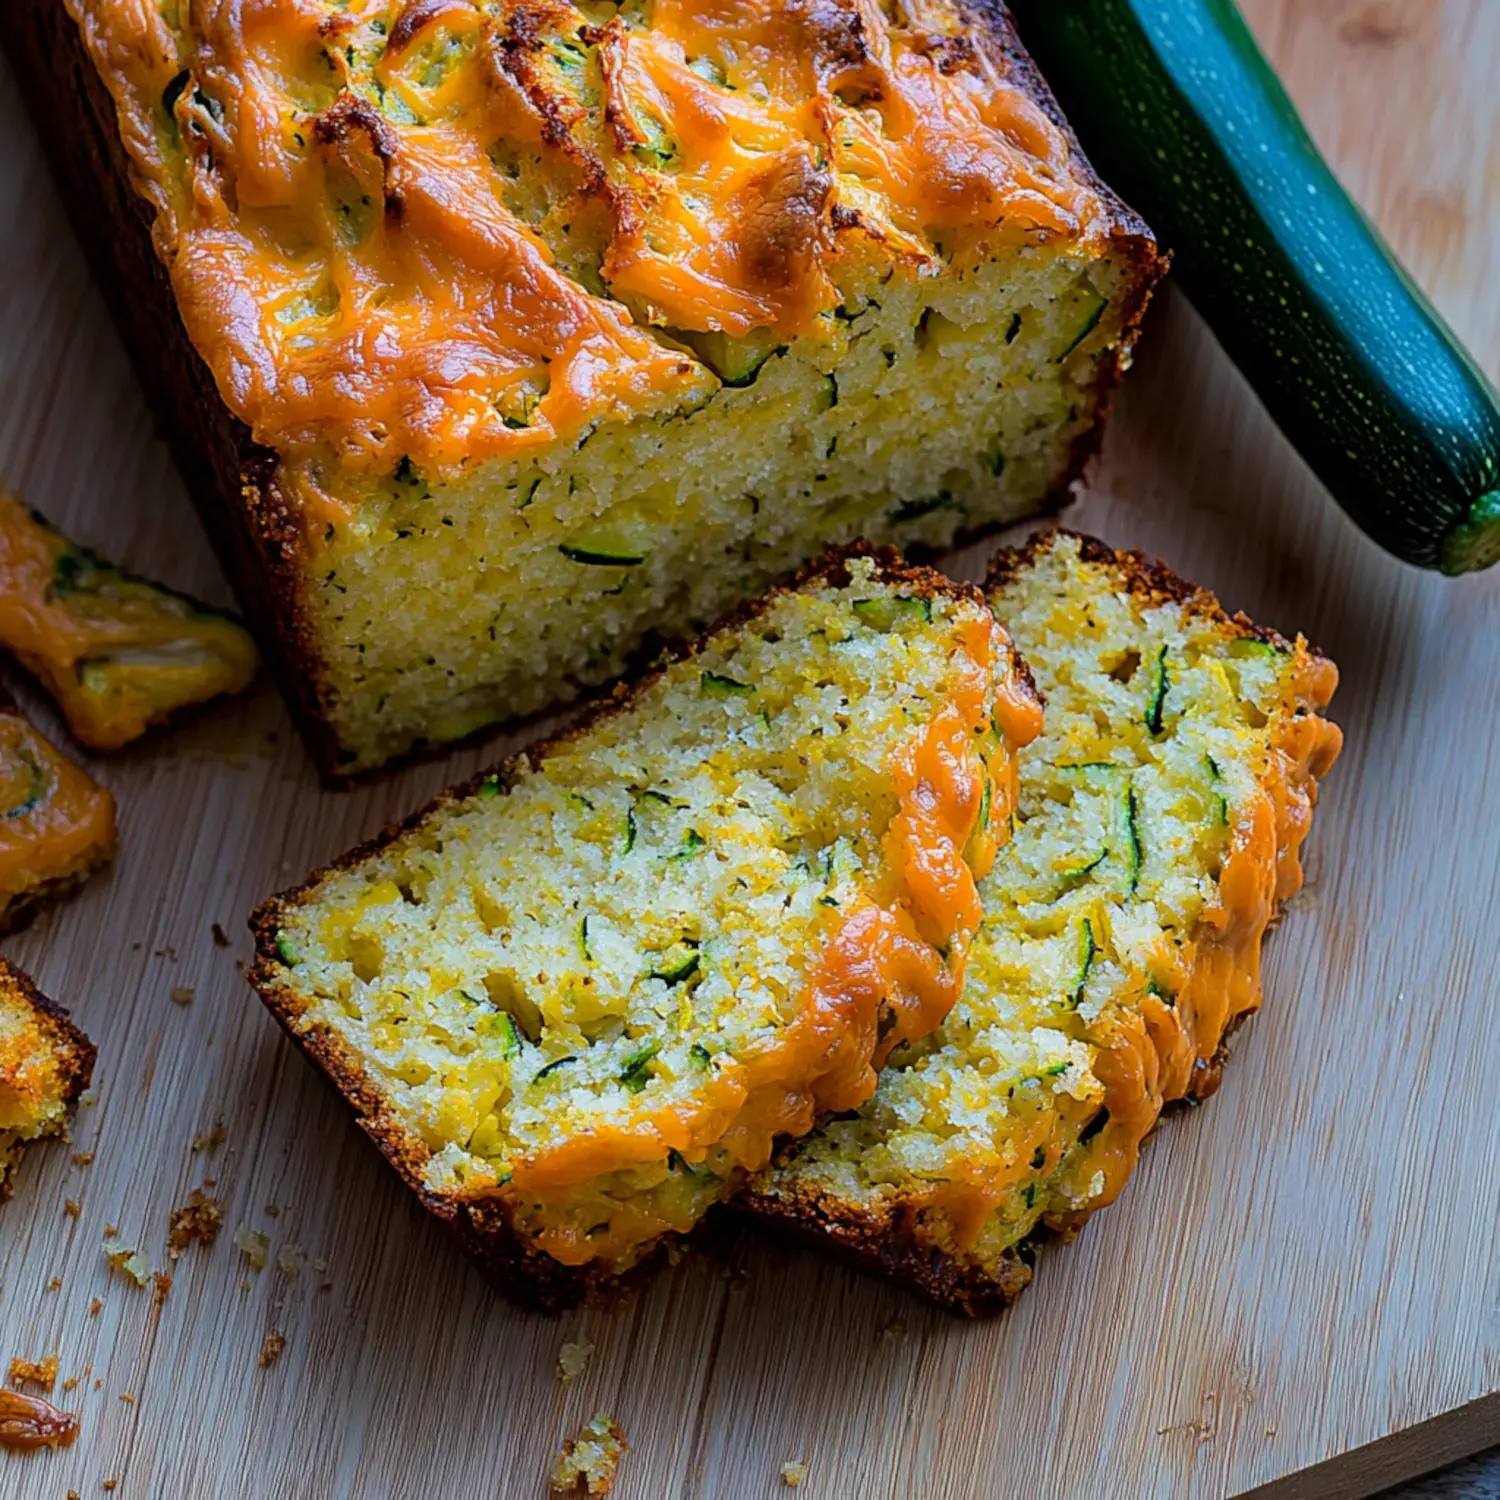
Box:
(2, 2, 1497, 1497)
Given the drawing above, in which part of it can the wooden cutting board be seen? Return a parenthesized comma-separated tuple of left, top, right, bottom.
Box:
(2, 2, 1496, 1496)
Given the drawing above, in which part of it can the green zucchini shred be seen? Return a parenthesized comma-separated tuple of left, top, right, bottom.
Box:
(1069, 918, 1096, 1008)
(700, 671, 755, 698)
(531, 1055, 577, 1085)
(650, 942, 701, 985)
(850, 595, 932, 631)
(619, 1039, 661, 1091)
(1144, 645, 1169, 735)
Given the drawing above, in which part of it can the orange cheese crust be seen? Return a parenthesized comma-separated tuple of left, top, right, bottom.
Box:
(65, 0, 1114, 514)
(0, 491, 258, 749)
(0, 691, 116, 934)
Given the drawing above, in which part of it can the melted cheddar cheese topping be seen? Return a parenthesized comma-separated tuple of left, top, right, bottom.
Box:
(0, 705, 117, 921)
(0, 493, 258, 750)
(67, 0, 1105, 497)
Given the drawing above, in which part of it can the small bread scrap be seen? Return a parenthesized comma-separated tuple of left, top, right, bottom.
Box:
(0, 957, 95, 1201)
(744, 531, 1342, 1313)
(0, 690, 115, 934)
(0, 490, 257, 749)
(551, 1413, 627, 1497)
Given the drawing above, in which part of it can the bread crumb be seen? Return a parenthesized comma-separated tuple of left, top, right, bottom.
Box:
(781, 1460, 808, 1487)
(88, 1299, 103, 1318)
(103, 1223, 118, 1239)
(167, 1190, 223, 1259)
(557, 1335, 594, 1386)
(551, 1413, 627, 1496)
(104, 1245, 151, 1287)
(276, 1242, 304, 1276)
(170, 986, 195, 1006)
(119, 1393, 134, 1406)
(235, 1227, 269, 1269)
(879, 1319, 905, 1344)
(153, 1273, 173, 1306)
(102, 1480, 117, 1491)
(47, 1276, 63, 1293)
(191, 1120, 227, 1154)
(258, 1331, 286, 1369)
(9, 1354, 59, 1390)
(64, 1198, 81, 1220)
(264, 1203, 281, 1219)
(78, 1088, 97, 1108)
(212, 923, 231, 948)
(62, 1378, 78, 1394)
(73, 1152, 94, 1167)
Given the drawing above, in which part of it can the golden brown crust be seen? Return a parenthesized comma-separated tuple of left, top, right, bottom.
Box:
(248, 543, 1017, 1310)
(1, 0, 1161, 783)
(0, 957, 96, 1202)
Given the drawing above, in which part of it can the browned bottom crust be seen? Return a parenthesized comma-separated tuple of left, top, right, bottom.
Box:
(0, 957, 96, 1202)
(0, 846, 117, 940)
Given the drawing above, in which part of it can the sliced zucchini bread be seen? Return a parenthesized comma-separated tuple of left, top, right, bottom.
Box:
(742, 531, 1343, 1313)
(6, 0, 1161, 773)
(250, 549, 1041, 1306)
(0, 958, 96, 1199)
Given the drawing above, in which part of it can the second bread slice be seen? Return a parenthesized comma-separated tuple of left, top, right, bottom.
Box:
(250, 547, 1040, 1306)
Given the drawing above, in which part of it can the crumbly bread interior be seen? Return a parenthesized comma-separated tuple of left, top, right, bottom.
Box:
(258, 555, 1036, 1269)
(0, 965, 91, 1197)
(317, 252, 1138, 770)
(750, 533, 1341, 1292)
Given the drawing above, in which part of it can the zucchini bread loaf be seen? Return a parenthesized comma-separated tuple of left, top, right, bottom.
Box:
(742, 532, 1342, 1313)
(4, 0, 1160, 774)
(250, 549, 1041, 1305)
(0, 958, 96, 1200)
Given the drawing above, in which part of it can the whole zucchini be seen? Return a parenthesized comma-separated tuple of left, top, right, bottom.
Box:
(1009, 0, 1500, 574)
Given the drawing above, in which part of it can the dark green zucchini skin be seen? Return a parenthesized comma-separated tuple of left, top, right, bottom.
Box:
(1008, 0, 1500, 574)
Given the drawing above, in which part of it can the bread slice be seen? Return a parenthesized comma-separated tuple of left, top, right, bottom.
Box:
(0, 958, 95, 1200)
(0, 490, 258, 750)
(3, 0, 1161, 775)
(0, 688, 116, 935)
(250, 548, 1041, 1307)
(741, 531, 1343, 1314)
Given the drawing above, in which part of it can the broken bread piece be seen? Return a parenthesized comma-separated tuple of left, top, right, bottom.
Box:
(0, 688, 115, 934)
(742, 531, 1342, 1313)
(251, 548, 1041, 1307)
(0, 490, 257, 749)
(0, 957, 95, 1199)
